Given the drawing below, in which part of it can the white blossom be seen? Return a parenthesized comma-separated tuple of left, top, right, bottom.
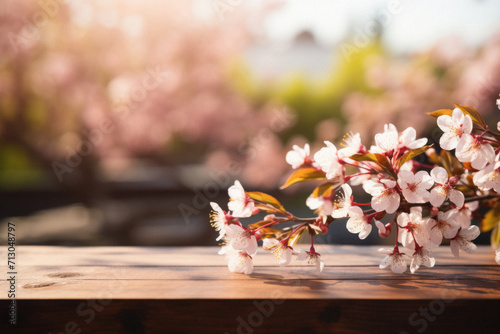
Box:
(410, 244, 437, 274)
(450, 225, 480, 258)
(473, 155, 500, 193)
(306, 194, 333, 216)
(455, 201, 479, 228)
(428, 209, 460, 245)
(346, 206, 372, 240)
(286, 144, 310, 169)
(397, 170, 433, 203)
(297, 249, 325, 272)
(371, 124, 426, 153)
(379, 249, 411, 274)
(314, 141, 344, 180)
(263, 238, 293, 266)
(219, 245, 254, 275)
(398, 127, 428, 149)
(455, 134, 495, 170)
(339, 132, 364, 158)
(228, 180, 254, 218)
(225, 224, 258, 256)
(397, 207, 431, 248)
(429, 166, 464, 208)
(437, 108, 472, 150)
(363, 179, 400, 214)
(210, 202, 229, 241)
(331, 184, 353, 218)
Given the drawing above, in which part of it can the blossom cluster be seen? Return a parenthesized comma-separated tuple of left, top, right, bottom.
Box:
(210, 103, 500, 274)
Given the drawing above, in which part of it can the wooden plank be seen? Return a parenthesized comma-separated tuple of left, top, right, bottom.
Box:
(1, 246, 499, 332)
(5, 275, 500, 300)
(1, 299, 499, 334)
(0, 245, 497, 301)
(10, 264, 500, 281)
(14, 245, 498, 266)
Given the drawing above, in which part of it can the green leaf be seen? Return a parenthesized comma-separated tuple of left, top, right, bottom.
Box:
(398, 145, 433, 167)
(350, 152, 393, 173)
(427, 109, 453, 118)
(491, 226, 500, 248)
(455, 104, 487, 128)
(247, 191, 286, 213)
(481, 206, 500, 232)
(280, 168, 326, 189)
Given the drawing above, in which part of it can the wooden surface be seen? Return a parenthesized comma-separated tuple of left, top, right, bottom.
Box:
(1, 245, 500, 333)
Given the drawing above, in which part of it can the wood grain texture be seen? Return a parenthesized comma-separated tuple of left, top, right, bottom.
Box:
(1, 246, 499, 333)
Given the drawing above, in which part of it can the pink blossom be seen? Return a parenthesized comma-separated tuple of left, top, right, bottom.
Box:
(437, 108, 472, 150)
(473, 155, 500, 192)
(210, 202, 230, 241)
(314, 141, 344, 180)
(225, 224, 258, 256)
(219, 245, 253, 275)
(428, 209, 460, 245)
(286, 144, 310, 169)
(228, 180, 254, 218)
(429, 166, 464, 208)
(455, 201, 479, 228)
(297, 248, 325, 272)
(397, 170, 433, 203)
(306, 194, 333, 216)
(397, 207, 431, 248)
(363, 179, 400, 214)
(346, 206, 372, 240)
(379, 248, 411, 274)
(450, 226, 480, 258)
(455, 134, 495, 170)
(331, 184, 353, 218)
(263, 238, 293, 266)
(410, 244, 437, 274)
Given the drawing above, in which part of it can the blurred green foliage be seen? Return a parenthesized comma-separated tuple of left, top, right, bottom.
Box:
(229, 37, 386, 142)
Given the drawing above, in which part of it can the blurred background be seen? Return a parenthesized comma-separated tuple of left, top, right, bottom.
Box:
(1, 0, 500, 246)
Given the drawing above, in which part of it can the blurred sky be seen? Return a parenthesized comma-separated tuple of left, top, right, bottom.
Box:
(260, 0, 500, 52)
(196, 0, 500, 53)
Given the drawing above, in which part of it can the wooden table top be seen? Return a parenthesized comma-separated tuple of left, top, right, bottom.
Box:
(3, 245, 499, 300)
(2, 245, 500, 333)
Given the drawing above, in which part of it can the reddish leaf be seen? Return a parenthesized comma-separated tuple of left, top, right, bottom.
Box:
(455, 104, 487, 128)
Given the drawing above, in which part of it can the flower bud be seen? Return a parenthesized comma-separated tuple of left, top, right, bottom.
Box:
(252, 207, 260, 215)
(379, 226, 391, 238)
(430, 206, 439, 217)
(319, 222, 329, 234)
(448, 176, 458, 187)
(264, 214, 276, 221)
(425, 148, 436, 157)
